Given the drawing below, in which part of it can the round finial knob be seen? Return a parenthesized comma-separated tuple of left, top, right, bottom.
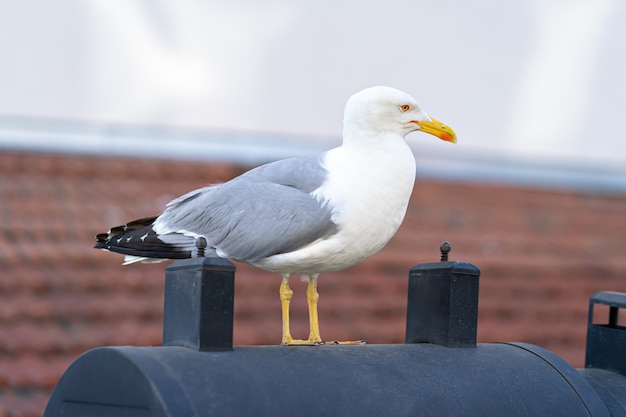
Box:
(440, 241, 451, 262)
(195, 236, 207, 257)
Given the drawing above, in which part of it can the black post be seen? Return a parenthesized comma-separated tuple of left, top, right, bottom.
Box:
(405, 242, 480, 347)
(163, 257, 235, 351)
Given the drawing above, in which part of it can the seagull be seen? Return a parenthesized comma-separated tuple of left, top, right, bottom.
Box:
(95, 86, 456, 345)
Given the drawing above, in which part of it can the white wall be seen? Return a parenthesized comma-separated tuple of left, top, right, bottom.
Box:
(0, 0, 624, 168)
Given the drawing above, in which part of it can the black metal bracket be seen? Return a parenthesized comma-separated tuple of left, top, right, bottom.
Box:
(585, 291, 626, 375)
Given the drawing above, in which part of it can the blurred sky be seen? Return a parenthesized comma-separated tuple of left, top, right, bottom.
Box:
(0, 0, 625, 172)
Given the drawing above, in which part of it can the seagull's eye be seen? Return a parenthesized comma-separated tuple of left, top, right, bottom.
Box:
(399, 104, 411, 113)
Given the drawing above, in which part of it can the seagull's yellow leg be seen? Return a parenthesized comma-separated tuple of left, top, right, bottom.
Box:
(280, 274, 365, 346)
(306, 274, 323, 343)
(280, 274, 295, 345)
(309, 274, 366, 346)
(280, 274, 321, 346)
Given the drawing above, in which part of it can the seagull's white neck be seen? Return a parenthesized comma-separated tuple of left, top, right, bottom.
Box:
(342, 118, 418, 147)
(340, 127, 415, 161)
(343, 123, 384, 145)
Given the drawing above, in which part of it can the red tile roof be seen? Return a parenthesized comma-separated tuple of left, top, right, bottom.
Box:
(2, 150, 626, 416)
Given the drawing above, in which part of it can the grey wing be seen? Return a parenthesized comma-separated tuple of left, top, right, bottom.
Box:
(154, 157, 336, 262)
(239, 155, 329, 193)
(165, 185, 214, 207)
(166, 155, 326, 208)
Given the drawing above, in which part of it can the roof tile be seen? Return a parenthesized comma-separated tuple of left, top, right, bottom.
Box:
(2, 150, 626, 416)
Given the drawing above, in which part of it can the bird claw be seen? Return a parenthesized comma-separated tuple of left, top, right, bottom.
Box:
(281, 339, 367, 346)
(325, 340, 367, 345)
(281, 339, 324, 346)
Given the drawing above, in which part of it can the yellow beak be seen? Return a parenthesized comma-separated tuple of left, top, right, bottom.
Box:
(416, 117, 457, 144)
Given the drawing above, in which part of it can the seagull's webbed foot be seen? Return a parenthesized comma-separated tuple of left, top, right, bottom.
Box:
(324, 339, 367, 345)
(281, 338, 324, 346)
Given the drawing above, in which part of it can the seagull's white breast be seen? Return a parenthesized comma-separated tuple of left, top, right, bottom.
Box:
(253, 134, 417, 274)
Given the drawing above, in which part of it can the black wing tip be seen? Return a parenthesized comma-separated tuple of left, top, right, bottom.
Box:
(93, 222, 194, 261)
(94, 216, 158, 242)
(95, 233, 109, 242)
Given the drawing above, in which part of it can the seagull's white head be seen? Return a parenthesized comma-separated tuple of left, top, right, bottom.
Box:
(343, 86, 456, 143)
